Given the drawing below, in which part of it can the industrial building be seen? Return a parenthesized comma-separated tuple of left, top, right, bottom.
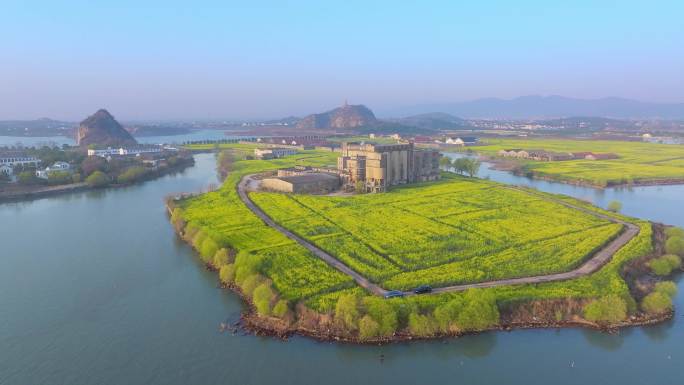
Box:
(337, 142, 440, 192)
(261, 173, 341, 194)
(254, 147, 297, 160)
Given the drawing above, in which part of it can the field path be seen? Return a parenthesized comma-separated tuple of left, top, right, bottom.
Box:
(238, 175, 639, 297)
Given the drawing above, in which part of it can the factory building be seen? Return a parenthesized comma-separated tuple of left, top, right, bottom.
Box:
(261, 173, 341, 194)
(337, 142, 440, 192)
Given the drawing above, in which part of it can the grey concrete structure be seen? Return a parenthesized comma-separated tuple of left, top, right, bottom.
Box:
(261, 173, 340, 194)
(337, 142, 440, 192)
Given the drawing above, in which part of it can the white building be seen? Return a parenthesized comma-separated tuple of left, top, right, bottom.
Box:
(0, 164, 12, 177)
(87, 146, 164, 158)
(36, 161, 72, 179)
(445, 137, 465, 146)
(0, 152, 40, 167)
(254, 147, 297, 160)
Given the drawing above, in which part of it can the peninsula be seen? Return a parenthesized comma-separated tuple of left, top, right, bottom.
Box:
(168, 142, 682, 343)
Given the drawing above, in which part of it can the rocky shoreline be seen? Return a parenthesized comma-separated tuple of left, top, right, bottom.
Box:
(169, 200, 676, 344)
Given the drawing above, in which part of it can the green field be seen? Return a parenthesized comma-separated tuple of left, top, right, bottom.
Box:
(476, 138, 684, 187)
(173, 144, 657, 338)
(251, 176, 622, 289)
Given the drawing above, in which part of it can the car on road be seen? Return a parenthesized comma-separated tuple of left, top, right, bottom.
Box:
(413, 285, 433, 294)
(384, 290, 405, 299)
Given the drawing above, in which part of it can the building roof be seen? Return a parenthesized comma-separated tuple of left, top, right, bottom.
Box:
(277, 173, 339, 185)
(459, 137, 479, 142)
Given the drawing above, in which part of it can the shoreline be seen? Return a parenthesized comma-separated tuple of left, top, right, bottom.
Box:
(480, 155, 684, 189)
(0, 157, 194, 204)
(167, 195, 676, 344)
(239, 306, 673, 345)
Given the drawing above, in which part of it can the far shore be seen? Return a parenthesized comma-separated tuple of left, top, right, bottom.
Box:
(479, 155, 684, 189)
(0, 157, 195, 204)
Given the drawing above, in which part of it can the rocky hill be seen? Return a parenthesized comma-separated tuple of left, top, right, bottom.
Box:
(296, 102, 377, 130)
(77, 109, 137, 147)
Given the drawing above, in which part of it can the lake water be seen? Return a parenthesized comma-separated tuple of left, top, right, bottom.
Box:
(2, 153, 684, 385)
(0, 130, 248, 148)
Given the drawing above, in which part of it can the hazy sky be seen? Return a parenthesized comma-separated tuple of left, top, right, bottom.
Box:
(2, 0, 683, 120)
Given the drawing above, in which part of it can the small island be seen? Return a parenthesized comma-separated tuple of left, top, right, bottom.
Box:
(168, 141, 683, 343)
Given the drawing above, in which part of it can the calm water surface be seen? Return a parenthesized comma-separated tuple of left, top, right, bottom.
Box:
(0, 130, 247, 148)
(2, 153, 684, 385)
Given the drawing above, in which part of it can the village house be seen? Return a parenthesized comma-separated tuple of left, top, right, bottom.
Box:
(498, 149, 529, 158)
(87, 145, 168, 158)
(445, 136, 479, 146)
(0, 151, 40, 168)
(36, 161, 72, 179)
(0, 163, 12, 177)
(445, 137, 465, 146)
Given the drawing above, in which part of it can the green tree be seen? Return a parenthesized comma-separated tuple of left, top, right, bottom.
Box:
(607, 200, 622, 213)
(192, 231, 207, 250)
(183, 223, 199, 241)
(240, 274, 266, 297)
(439, 156, 452, 171)
(335, 293, 360, 331)
(665, 236, 684, 256)
(219, 264, 236, 284)
(456, 290, 500, 331)
(641, 292, 672, 314)
(252, 282, 275, 316)
(583, 295, 627, 323)
(648, 254, 681, 276)
(117, 166, 147, 184)
(358, 315, 381, 341)
(272, 299, 289, 318)
(85, 170, 109, 187)
(433, 297, 464, 332)
(233, 252, 266, 285)
(213, 248, 231, 268)
(654, 281, 678, 299)
(452, 158, 467, 175)
(17, 171, 41, 185)
(199, 237, 219, 263)
(463, 158, 481, 177)
(665, 227, 684, 238)
(47, 171, 72, 185)
(407, 312, 438, 336)
(361, 297, 398, 337)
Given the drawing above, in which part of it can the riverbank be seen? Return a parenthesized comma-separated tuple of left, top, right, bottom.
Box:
(0, 157, 195, 204)
(166, 146, 684, 344)
(167, 197, 678, 345)
(482, 155, 684, 189)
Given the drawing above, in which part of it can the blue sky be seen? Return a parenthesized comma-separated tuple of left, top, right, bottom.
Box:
(1, 0, 683, 120)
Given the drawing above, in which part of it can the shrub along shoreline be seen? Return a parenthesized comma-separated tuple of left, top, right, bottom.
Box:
(0, 156, 194, 203)
(167, 148, 681, 344)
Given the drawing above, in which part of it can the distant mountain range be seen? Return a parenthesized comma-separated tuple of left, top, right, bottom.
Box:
(383, 96, 684, 119)
(388, 112, 468, 130)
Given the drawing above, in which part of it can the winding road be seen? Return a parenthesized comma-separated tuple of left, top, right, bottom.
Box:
(238, 174, 639, 297)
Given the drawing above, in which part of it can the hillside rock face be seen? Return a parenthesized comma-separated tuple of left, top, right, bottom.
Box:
(77, 109, 137, 147)
(296, 103, 377, 130)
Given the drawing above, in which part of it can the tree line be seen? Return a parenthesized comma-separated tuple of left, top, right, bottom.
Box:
(439, 156, 481, 177)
